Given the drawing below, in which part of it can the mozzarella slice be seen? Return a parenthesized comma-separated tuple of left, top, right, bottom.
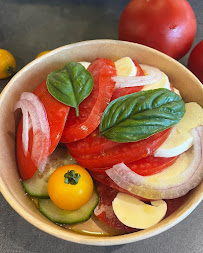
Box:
(147, 148, 194, 185)
(112, 193, 167, 229)
(142, 72, 170, 91)
(79, 61, 90, 69)
(115, 57, 137, 77)
(154, 102, 203, 157)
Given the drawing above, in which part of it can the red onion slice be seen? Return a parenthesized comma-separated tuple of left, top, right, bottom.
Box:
(14, 101, 29, 154)
(112, 64, 162, 88)
(20, 92, 50, 172)
(15, 92, 50, 173)
(106, 126, 203, 199)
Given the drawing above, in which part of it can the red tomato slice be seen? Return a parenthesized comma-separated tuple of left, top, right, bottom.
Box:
(66, 128, 118, 156)
(94, 181, 138, 232)
(17, 124, 36, 180)
(86, 155, 178, 176)
(170, 83, 174, 91)
(70, 128, 171, 169)
(17, 80, 70, 180)
(60, 58, 116, 143)
(111, 60, 144, 100)
(126, 155, 178, 176)
(133, 60, 145, 76)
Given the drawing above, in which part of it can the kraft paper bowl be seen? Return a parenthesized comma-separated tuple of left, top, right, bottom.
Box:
(0, 40, 203, 246)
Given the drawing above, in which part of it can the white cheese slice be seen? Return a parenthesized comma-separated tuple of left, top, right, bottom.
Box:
(112, 193, 167, 229)
(79, 61, 90, 69)
(142, 72, 170, 91)
(154, 102, 203, 157)
(115, 57, 137, 77)
(146, 148, 194, 186)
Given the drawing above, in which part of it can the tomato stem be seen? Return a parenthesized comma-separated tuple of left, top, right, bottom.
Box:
(7, 66, 15, 76)
(64, 170, 81, 185)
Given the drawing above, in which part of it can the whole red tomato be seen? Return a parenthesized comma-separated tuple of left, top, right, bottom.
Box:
(119, 0, 197, 60)
(188, 40, 203, 84)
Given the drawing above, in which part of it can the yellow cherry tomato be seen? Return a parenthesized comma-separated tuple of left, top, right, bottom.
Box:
(0, 49, 16, 79)
(36, 51, 50, 59)
(48, 164, 94, 210)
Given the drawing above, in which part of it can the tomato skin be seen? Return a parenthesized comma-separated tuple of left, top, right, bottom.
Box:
(17, 80, 69, 180)
(188, 40, 203, 84)
(60, 58, 116, 143)
(70, 128, 171, 169)
(48, 165, 94, 210)
(119, 0, 196, 60)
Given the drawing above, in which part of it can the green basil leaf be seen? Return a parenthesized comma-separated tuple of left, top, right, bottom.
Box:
(46, 62, 93, 116)
(99, 88, 185, 142)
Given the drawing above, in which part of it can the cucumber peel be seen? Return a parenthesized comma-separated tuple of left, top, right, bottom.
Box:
(38, 188, 99, 224)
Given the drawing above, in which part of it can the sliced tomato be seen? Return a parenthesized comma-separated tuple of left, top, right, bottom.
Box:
(17, 124, 36, 180)
(111, 60, 144, 100)
(170, 82, 174, 91)
(60, 58, 116, 143)
(66, 128, 118, 156)
(133, 60, 145, 76)
(94, 181, 138, 232)
(126, 155, 178, 176)
(86, 155, 178, 177)
(17, 80, 70, 180)
(70, 128, 171, 169)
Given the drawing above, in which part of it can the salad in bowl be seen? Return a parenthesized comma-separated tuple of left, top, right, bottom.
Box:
(0, 40, 203, 245)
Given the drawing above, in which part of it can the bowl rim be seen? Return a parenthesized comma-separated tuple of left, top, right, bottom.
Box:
(0, 39, 203, 246)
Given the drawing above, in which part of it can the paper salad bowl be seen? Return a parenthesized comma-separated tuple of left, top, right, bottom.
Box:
(0, 40, 203, 246)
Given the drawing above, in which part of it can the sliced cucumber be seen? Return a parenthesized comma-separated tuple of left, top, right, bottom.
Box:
(38, 189, 99, 224)
(22, 168, 55, 198)
(22, 147, 77, 198)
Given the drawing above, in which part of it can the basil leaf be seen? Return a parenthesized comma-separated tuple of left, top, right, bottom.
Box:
(46, 62, 93, 116)
(99, 88, 185, 142)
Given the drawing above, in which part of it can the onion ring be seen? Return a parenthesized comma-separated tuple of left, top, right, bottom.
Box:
(112, 64, 162, 88)
(15, 92, 50, 173)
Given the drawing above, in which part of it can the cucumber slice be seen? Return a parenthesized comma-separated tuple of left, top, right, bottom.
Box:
(22, 147, 77, 198)
(22, 168, 55, 198)
(38, 189, 99, 224)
